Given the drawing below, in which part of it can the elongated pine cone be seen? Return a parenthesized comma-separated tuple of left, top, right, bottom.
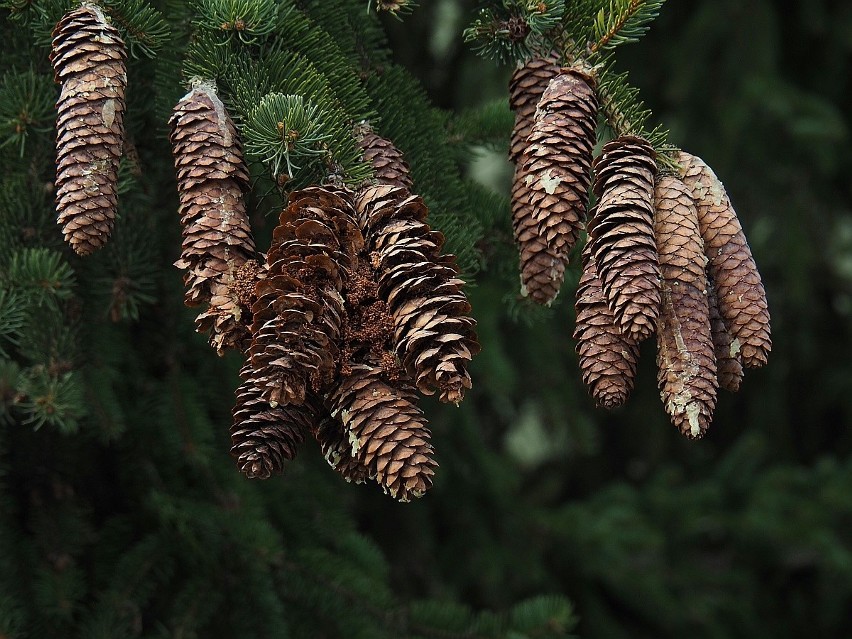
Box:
(589, 136, 660, 341)
(169, 83, 257, 354)
(356, 123, 413, 191)
(50, 4, 127, 256)
(516, 69, 598, 305)
(654, 176, 718, 438)
(508, 52, 562, 164)
(231, 364, 313, 479)
(355, 185, 479, 404)
(250, 187, 361, 406)
(678, 152, 771, 368)
(708, 283, 744, 393)
(574, 243, 640, 408)
(328, 364, 436, 502)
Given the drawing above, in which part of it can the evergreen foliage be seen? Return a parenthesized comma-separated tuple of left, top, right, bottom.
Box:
(0, 0, 849, 636)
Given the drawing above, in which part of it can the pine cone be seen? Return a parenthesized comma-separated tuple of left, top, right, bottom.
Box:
(708, 283, 744, 393)
(588, 136, 660, 341)
(654, 176, 718, 438)
(516, 69, 598, 305)
(231, 364, 313, 479)
(573, 242, 640, 408)
(169, 84, 257, 354)
(313, 413, 370, 485)
(508, 52, 561, 163)
(355, 185, 479, 404)
(678, 152, 771, 368)
(249, 186, 362, 406)
(356, 123, 413, 190)
(50, 5, 127, 256)
(328, 364, 436, 502)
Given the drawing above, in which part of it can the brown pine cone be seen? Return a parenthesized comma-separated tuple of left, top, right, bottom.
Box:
(50, 4, 127, 256)
(231, 364, 314, 479)
(328, 363, 436, 502)
(508, 52, 561, 164)
(654, 176, 718, 438)
(678, 152, 771, 368)
(573, 242, 640, 408)
(169, 84, 257, 354)
(354, 185, 479, 404)
(312, 412, 370, 485)
(516, 69, 598, 305)
(708, 283, 744, 393)
(249, 186, 361, 406)
(589, 136, 660, 341)
(356, 123, 413, 190)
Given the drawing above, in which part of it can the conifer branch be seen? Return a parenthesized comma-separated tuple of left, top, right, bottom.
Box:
(589, 0, 665, 54)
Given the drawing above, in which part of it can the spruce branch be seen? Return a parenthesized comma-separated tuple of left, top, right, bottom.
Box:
(463, 0, 566, 63)
(16, 368, 84, 432)
(589, 0, 665, 54)
(0, 70, 55, 157)
(193, 0, 278, 45)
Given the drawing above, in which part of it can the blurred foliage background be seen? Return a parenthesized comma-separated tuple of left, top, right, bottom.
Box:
(2, 0, 851, 636)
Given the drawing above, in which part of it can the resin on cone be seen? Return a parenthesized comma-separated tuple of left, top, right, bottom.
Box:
(654, 176, 718, 438)
(515, 69, 598, 305)
(169, 83, 258, 354)
(313, 412, 370, 485)
(574, 242, 640, 408)
(589, 136, 660, 341)
(678, 152, 771, 368)
(50, 4, 127, 255)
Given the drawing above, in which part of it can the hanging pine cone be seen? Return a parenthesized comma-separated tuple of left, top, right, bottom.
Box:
(573, 241, 640, 408)
(231, 364, 314, 479)
(169, 84, 258, 354)
(516, 69, 598, 305)
(678, 152, 771, 368)
(355, 185, 479, 404)
(313, 412, 370, 485)
(356, 123, 413, 190)
(249, 186, 361, 406)
(327, 363, 436, 502)
(588, 136, 660, 341)
(508, 52, 561, 164)
(50, 4, 127, 256)
(708, 283, 744, 393)
(654, 176, 718, 438)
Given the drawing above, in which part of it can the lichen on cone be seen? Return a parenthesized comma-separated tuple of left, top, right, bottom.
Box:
(573, 242, 640, 408)
(654, 176, 718, 438)
(169, 83, 257, 354)
(678, 151, 771, 368)
(356, 123, 413, 191)
(313, 412, 370, 485)
(50, 4, 127, 256)
(231, 364, 313, 479)
(589, 136, 660, 342)
(249, 186, 359, 406)
(354, 184, 479, 404)
(516, 69, 598, 305)
(327, 363, 436, 502)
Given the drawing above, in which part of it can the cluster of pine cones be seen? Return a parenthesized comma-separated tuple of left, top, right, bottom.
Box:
(168, 85, 479, 501)
(509, 54, 771, 437)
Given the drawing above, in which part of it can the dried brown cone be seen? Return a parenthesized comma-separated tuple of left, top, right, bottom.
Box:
(356, 123, 413, 191)
(169, 84, 257, 354)
(573, 243, 641, 408)
(588, 136, 660, 341)
(249, 186, 361, 406)
(508, 52, 562, 164)
(231, 364, 314, 479)
(708, 283, 744, 393)
(355, 185, 479, 404)
(516, 69, 598, 305)
(654, 176, 718, 439)
(328, 363, 436, 501)
(50, 4, 127, 256)
(678, 152, 771, 368)
(312, 413, 369, 485)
